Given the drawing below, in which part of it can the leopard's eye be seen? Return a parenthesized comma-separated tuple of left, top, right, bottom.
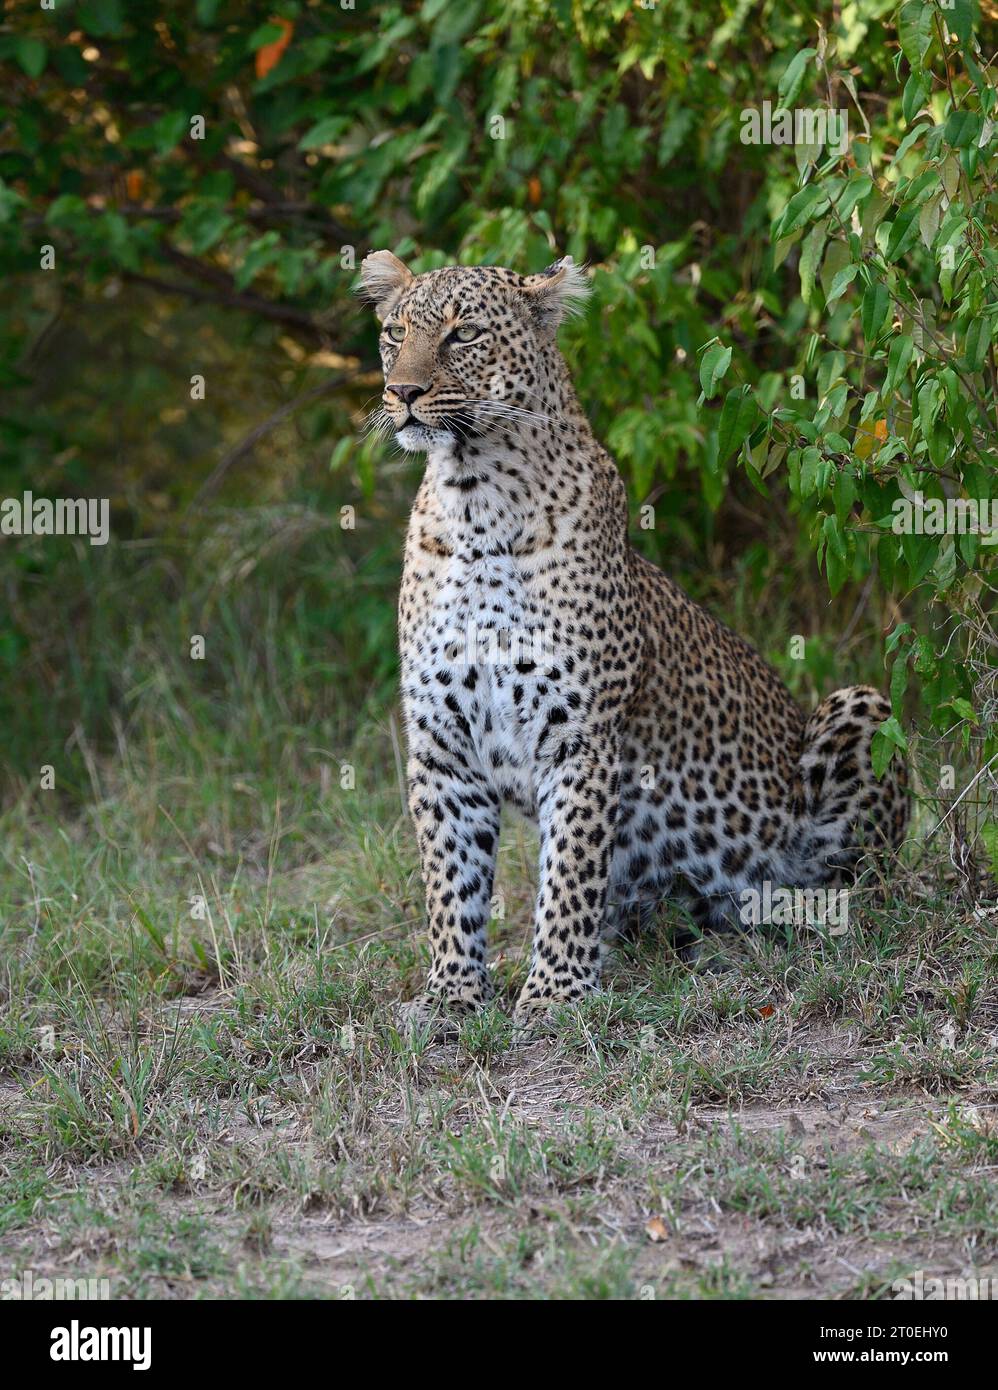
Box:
(384, 324, 406, 343)
(451, 325, 483, 344)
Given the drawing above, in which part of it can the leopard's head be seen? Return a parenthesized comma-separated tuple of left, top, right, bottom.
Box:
(360, 252, 589, 452)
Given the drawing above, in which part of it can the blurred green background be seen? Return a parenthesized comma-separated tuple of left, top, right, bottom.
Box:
(1, 0, 995, 884)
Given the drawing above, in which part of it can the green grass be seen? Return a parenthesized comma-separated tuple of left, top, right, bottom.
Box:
(2, 697, 997, 1299)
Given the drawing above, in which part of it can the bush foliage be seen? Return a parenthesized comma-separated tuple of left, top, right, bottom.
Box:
(0, 1, 995, 874)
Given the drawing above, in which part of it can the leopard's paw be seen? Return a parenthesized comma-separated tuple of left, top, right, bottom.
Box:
(512, 990, 590, 1035)
(395, 992, 480, 1043)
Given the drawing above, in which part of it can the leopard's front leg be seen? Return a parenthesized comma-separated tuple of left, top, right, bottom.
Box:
(400, 735, 501, 1034)
(514, 738, 619, 1027)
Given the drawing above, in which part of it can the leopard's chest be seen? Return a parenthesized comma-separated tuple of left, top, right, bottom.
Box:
(401, 547, 582, 812)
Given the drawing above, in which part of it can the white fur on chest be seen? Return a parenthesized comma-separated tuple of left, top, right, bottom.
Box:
(402, 448, 581, 813)
(406, 550, 570, 815)
(440, 552, 545, 788)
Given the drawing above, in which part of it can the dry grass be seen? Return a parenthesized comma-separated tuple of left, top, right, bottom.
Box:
(2, 719, 997, 1301)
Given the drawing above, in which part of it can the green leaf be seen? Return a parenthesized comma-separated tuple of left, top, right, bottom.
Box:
(901, 73, 929, 126)
(817, 350, 846, 401)
(0, 177, 25, 224)
(945, 697, 979, 725)
(415, 130, 468, 215)
(947, 0, 977, 45)
(819, 240, 851, 301)
(871, 716, 908, 779)
(657, 108, 694, 167)
(15, 38, 47, 79)
(917, 377, 943, 437)
(298, 116, 350, 151)
(835, 174, 873, 221)
(885, 208, 920, 262)
(898, 1, 934, 68)
(964, 317, 991, 372)
(939, 154, 962, 201)
(799, 446, 822, 496)
(329, 438, 353, 472)
(878, 534, 898, 589)
(944, 111, 981, 149)
(860, 189, 890, 249)
(45, 193, 88, 227)
(78, 0, 126, 37)
(233, 231, 282, 291)
(774, 184, 829, 241)
(799, 221, 827, 306)
(890, 648, 910, 716)
(716, 387, 758, 465)
(248, 22, 287, 51)
(918, 190, 943, 249)
(901, 531, 939, 584)
(823, 545, 849, 596)
(179, 200, 233, 254)
(884, 334, 914, 396)
(861, 280, 890, 342)
(932, 535, 956, 592)
(833, 469, 857, 523)
(777, 48, 817, 108)
(699, 343, 732, 401)
(826, 263, 858, 307)
(823, 511, 847, 560)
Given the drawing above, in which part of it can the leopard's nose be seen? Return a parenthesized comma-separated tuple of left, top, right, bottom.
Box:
(387, 383, 427, 406)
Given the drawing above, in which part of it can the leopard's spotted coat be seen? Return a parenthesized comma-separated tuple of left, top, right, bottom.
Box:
(360, 251, 908, 1029)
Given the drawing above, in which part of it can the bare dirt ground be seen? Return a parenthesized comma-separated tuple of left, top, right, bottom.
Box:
(3, 918, 998, 1301)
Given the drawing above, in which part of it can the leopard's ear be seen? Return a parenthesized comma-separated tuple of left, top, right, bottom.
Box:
(522, 255, 591, 334)
(359, 249, 414, 322)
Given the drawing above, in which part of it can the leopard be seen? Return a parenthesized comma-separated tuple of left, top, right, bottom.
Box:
(360, 249, 909, 1033)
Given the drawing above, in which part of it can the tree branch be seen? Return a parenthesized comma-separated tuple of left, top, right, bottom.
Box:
(190, 370, 368, 508)
(121, 269, 328, 338)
